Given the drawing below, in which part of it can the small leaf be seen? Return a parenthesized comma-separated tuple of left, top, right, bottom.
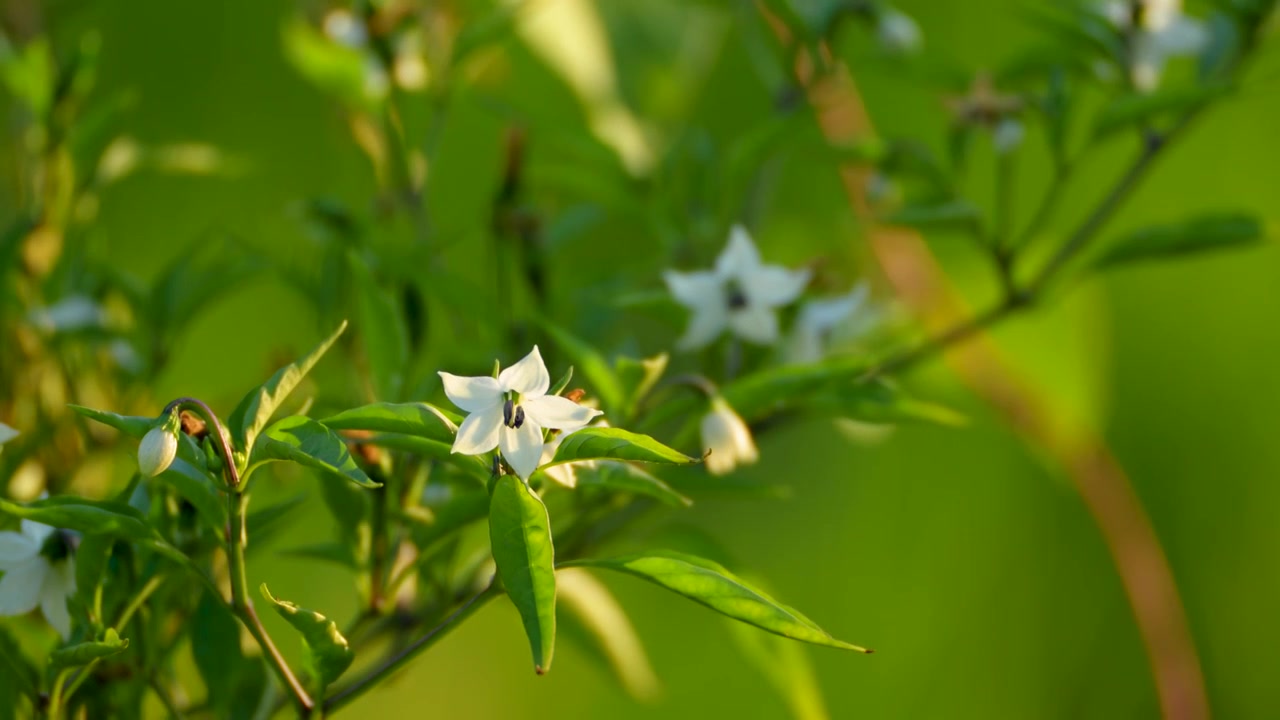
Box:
(50, 628, 128, 670)
(534, 317, 625, 412)
(259, 584, 354, 690)
(67, 405, 152, 438)
(0, 496, 153, 541)
(561, 551, 869, 652)
(557, 568, 660, 702)
(550, 428, 695, 467)
(887, 199, 983, 231)
(1094, 212, 1265, 269)
(574, 463, 692, 508)
(348, 252, 410, 400)
(321, 402, 459, 443)
(227, 322, 347, 453)
(252, 416, 378, 488)
(489, 475, 557, 674)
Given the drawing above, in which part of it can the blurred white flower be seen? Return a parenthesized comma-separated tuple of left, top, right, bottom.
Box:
(323, 9, 368, 48)
(993, 117, 1025, 154)
(440, 346, 602, 480)
(664, 226, 811, 350)
(0, 423, 16, 447)
(0, 520, 75, 639)
(701, 397, 758, 476)
(786, 284, 881, 365)
(877, 8, 922, 54)
(1104, 0, 1207, 91)
(28, 296, 104, 334)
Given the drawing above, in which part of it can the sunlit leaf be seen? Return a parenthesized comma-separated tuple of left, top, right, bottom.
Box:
(0, 496, 152, 541)
(573, 462, 692, 508)
(259, 584, 354, 689)
(252, 415, 378, 489)
(562, 551, 868, 652)
(50, 628, 128, 671)
(550, 428, 695, 467)
(67, 405, 152, 438)
(489, 475, 557, 674)
(321, 402, 459, 443)
(1094, 212, 1265, 269)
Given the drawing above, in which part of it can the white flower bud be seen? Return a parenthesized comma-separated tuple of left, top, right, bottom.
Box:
(877, 9, 922, 55)
(138, 425, 178, 477)
(993, 118, 1025, 155)
(700, 398, 759, 476)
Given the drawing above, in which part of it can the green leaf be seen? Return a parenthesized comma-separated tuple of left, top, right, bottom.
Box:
(192, 590, 267, 717)
(228, 322, 347, 453)
(534, 317, 625, 412)
(50, 628, 128, 670)
(410, 487, 489, 551)
(557, 568, 660, 702)
(259, 584, 354, 690)
(561, 551, 869, 652)
(252, 416, 378, 489)
(0, 626, 39, 703)
(574, 463, 692, 508)
(1094, 213, 1265, 270)
(887, 199, 983, 231)
(720, 357, 868, 421)
(321, 402, 459, 443)
(348, 251, 410, 400)
(360, 433, 491, 481)
(158, 456, 227, 537)
(549, 428, 696, 467)
(74, 534, 113, 614)
(489, 475, 557, 674)
(0, 497, 152, 541)
(1093, 84, 1232, 138)
(67, 405, 152, 438)
(282, 18, 382, 112)
(817, 378, 967, 427)
(613, 353, 668, 421)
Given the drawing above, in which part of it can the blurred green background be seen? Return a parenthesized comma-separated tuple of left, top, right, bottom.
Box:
(5, 0, 1280, 717)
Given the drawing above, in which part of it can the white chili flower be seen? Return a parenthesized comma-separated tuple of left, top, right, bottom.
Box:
(138, 423, 179, 478)
(1104, 0, 1206, 91)
(700, 397, 758, 476)
(440, 346, 602, 480)
(786, 284, 880, 365)
(664, 226, 811, 350)
(877, 8, 922, 55)
(0, 520, 76, 639)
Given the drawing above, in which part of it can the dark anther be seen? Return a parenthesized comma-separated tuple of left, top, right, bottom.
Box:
(726, 286, 748, 310)
(513, 406, 526, 429)
(503, 399, 515, 427)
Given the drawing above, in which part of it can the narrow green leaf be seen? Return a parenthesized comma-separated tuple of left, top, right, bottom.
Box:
(227, 322, 347, 453)
(50, 628, 128, 670)
(321, 402, 459, 443)
(887, 199, 983, 230)
(575, 463, 692, 508)
(1094, 212, 1265, 270)
(348, 252, 410, 400)
(252, 416, 378, 488)
(550, 428, 695, 467)
(259, 584, 354, 689)
(534, 317, 625, 412)
(158, 457, 227, 537)
(562, 551, 869, 652)
(557, 568, 660, 702)
(361, 433, 491, 481)
(0, 497, 152, 541)
(489, 475, 557, 674)
(67, 405, 152, 438)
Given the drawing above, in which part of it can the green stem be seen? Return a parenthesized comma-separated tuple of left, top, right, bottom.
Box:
(161, 397, 242, 488)
(323, 584, 498, 714)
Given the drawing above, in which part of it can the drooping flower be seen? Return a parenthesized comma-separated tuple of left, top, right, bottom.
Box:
(786, 283, 883, 365)
(877, 8, 922, 55)
(664, 226, 811, 350)
(440, 346, 602, 480)
(0, 520, 76, 639)
(1103, 0, 1206, 91)
(138, 415, 180, 478)
(700, 397, 758, 476)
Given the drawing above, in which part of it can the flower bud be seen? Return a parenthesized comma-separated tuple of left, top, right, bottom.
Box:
(138, 425, 178, 477)
(877, 9, 922, 55)
(700, 397, 759, 476)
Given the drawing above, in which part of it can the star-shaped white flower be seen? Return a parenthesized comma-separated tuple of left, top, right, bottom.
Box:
(440, 346, 602, 480)
(1103, 0, 1206, 91)
(0, 520, 75, 639)
(664, 226, 811, 350)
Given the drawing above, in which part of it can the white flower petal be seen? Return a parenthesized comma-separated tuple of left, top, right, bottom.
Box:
(700, 399, 758, 476)
(522, 395, 602, 432)
(544, 464, 579, 489)
(786, 326, 826, 366)
(499, 346, 550, 398)
(0, 558, 48, 616)
(452, 405, 504, 455)
(728, 306, 780, 345)
(40, 561, 75, 639)
(800, 285, 869, 335)
(663, 270, 722, 310)
(0, 423, 17, 445)
(1154, 16, 1206, 54)
(676, 306, 729, 351)
(715, 226, 763, 279)
(21, 520, 54, 545)
(500, 420, 545, 480)
(439, 373, 503, 413)
(744, 265, 811, 308)
(0, 531, 37, 569)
